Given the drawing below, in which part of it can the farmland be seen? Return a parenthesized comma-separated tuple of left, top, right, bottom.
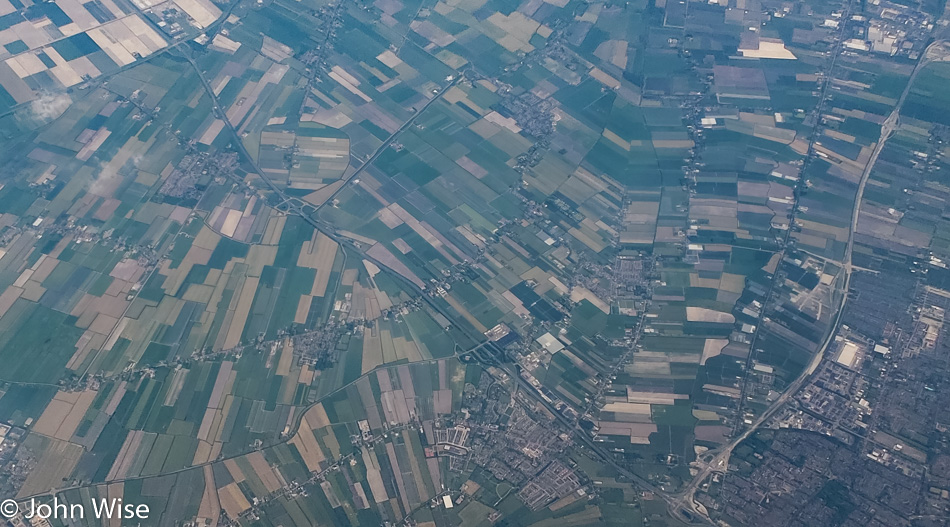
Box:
(0, 0, 947, 524)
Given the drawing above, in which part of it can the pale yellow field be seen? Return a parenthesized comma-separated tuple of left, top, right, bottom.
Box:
(192, 440, 213, 465)
(380, 329, 397, 363)
(290, 416, 326, 471)
(295, 231, 338, 296)
(443, 293, 487, 332)
(197, 465, 221, 526)
(224, 458, 245, 483)
(394, 337, 423, 362)
(223, 275, 260, 349)
(486, 12, 539, 52)
(246, 451, 282, 493)
(295, 295, 312, 324)
(276, 339, 294, 375)
(361, 447, 389, 503)
(105, 482, 124, 527)
(217, 482, 251, 518)
(361, 325, 384, 374)
(32, 390, 97, 441)
(700, 339, 729, 365)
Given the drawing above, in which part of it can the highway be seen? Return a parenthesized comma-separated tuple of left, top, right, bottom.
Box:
(669, 36, 950, 524)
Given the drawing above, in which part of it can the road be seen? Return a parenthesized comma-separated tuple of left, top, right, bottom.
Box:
(310, 75, 463, 214)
